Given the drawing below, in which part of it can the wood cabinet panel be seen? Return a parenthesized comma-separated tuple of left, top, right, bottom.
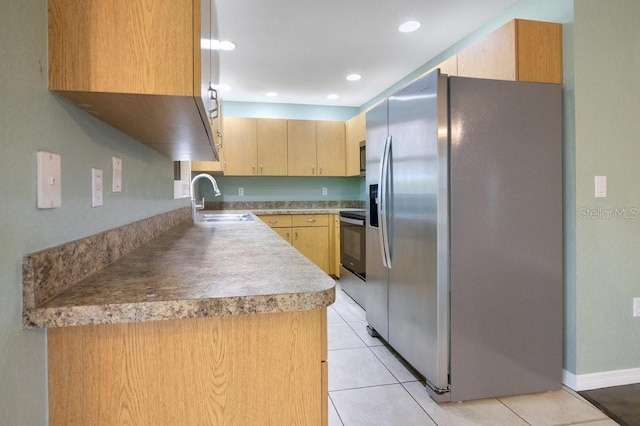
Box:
(260, 214, 332, 274)
(257, 118, 288, 175)
(288, 120, 317, 176)
(458, 20, 517, 80)
(260, 214, 292, 228)
(274, 227, 292, 243)
(515, 19, 563, 83)
(346, 112, 365, 176)
(224, 117, 258, 175)
(48, 0, 219, 161)
(457, 19, 562, 84)
(317, 121, 346, 176)
(49, 0, 194, 95)
(291, 214, 329, 227)
(293, 227, 330, 274)
(48, 310, 326, 425)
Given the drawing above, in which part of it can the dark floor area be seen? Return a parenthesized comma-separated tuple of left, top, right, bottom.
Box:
(579, 383, 640, 426)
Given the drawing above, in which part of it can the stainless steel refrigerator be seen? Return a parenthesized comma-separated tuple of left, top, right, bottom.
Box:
(365, 69, 563, 402)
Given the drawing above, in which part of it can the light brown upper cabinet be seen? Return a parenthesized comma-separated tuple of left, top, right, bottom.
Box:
(316, 121, 346, 176)
(221, 118, 288, 176)
(345, 112, 366, 176)
(457, 19, 563, 84)
(288, 120, 318, 176)
(288, 120, 346, 176)
(257, 118, 288, 176)
(223, 117, 258, 176)
(48, 0, 220, 161)
(436, 55, 459, 77)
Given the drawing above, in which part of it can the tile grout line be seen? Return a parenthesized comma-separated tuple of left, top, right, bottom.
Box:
(328, 394, 345, 426)
(495, 397, 533, 426)
(399, 381, 439, 426)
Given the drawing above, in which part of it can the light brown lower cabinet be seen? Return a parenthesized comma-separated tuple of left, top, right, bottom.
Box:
(48, 309, 328, 425)
(293, 226, 329, 273)
(260, 214, 335, 275)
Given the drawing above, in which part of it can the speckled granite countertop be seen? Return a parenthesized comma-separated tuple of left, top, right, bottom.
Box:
(27, 212, 335, 328)
(251, 208, 362, 215)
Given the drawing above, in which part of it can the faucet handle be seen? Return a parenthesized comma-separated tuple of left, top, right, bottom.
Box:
(193, 197, 205, 210)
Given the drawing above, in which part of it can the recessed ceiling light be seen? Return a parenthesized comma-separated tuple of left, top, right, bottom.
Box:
(399, 20, 421, 33)
(346, 74, 361, 81)
(265, 92, 278, 97)
(215, 84, 232, 92)
(327, 94, 339, 100)
(218, 40, 236, 51)
(201, 39, 237, 51)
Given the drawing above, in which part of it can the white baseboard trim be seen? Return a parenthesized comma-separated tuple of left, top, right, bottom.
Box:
(563, 367, 640, 391)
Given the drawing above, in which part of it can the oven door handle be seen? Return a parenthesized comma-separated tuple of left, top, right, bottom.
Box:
(339, 217, 365, 226)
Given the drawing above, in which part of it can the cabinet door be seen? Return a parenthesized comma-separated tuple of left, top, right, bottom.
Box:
(457, 19, 562, 84)
(224, 117, 258, 175)
(257, 119, 288, 176)
(288, 120, 317, 176)
(274, 227, 292, 244)
(293, 227, 330, 274)
(345, 113, 365, 176)
(317, 121, 345, 176)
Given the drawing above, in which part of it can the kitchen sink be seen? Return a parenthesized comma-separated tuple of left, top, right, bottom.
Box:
(196, 213, 255, 223)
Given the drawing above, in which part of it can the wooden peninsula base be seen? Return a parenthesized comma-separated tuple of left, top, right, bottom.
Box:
(48, 309, 328, 425)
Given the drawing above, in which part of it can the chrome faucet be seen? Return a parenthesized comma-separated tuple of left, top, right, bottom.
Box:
(190, 173, 221, 219)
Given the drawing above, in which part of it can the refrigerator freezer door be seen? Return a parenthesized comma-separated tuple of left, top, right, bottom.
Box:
(365, 100, 390, 340)
(448, 77, 563, 401)
(387, 70, 450, 391)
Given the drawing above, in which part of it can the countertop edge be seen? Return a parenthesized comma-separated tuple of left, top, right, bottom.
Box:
(24, 286, 335, 328)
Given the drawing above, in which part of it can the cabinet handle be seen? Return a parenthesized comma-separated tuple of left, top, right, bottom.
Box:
(295, 231, 298, 239)
(252, 164, 256, 175)
(260, 164, 264, 174)
(286, 231, 290, 239)
(306, 218, 316, 223)
(268, 220, 278, 224)
(216, 130, 223, 150)
(223, 160, 226, 171)
(320, 166, 323, 175)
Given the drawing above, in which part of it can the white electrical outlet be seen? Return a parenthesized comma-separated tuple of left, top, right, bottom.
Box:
(36, 151, 62, 209)
(322, 187, 328, 196)
(634, 298, 640, 318)
(112, 157, 122, 192)
(92, 168, 103, 207)
(238, 187, 244, 196)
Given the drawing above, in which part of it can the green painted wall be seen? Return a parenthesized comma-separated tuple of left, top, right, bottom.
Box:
(0, 2, 189, 424)
(196, 176, 365, 202)
(573, 0, 640, 374)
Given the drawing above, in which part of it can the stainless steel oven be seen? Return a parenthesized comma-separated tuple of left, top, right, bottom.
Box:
(339, 210, 366, 308)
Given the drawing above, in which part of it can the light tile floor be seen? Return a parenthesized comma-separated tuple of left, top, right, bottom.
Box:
(328, 284, 616, 426)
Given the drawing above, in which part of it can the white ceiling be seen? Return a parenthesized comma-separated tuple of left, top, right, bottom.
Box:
(216, 0, 518, 108)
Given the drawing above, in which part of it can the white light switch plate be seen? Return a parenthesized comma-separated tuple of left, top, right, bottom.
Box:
(634, 298, 640, 318)
(238, 187, 244, 196)
(92, 168, 103, 207)
(595, 176, 607, 198)
(322, 187, 328, 196)
(37, 151, 62, 209)
(112, 157, 122, 192)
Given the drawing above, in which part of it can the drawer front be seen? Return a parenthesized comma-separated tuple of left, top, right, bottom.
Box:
(260, 214, 292, 228)
(291, 214, 329, 227)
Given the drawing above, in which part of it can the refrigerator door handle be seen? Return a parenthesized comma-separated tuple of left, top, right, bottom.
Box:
(379, 135, 392, 268)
